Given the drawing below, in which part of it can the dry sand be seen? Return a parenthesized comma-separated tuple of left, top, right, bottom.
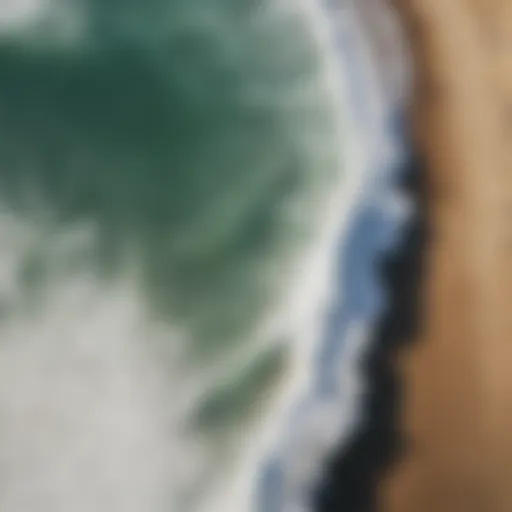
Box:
(379, 0, 512, 510)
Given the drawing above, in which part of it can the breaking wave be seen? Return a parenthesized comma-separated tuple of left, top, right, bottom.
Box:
(0, 0, 410, 511)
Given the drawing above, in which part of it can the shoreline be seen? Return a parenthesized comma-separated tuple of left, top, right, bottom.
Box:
(257, 0, 414, 509)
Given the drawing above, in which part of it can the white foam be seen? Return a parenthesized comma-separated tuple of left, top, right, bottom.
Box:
(254, 1, 412, 509)
(0, 211, 225, 512)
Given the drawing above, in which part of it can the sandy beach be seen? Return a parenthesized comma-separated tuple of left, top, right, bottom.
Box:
(379, 0, 512, 510)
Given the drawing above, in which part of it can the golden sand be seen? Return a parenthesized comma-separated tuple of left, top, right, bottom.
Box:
(379, 1, 512, 510)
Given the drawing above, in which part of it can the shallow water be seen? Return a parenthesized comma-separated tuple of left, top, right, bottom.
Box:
(0, 0, 409, 511)
(256, 2, 411, 510)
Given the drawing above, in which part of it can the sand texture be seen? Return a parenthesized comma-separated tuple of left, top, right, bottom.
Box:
(379, 0, 512, 510)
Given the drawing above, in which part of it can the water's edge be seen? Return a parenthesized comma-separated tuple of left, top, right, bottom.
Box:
(257, 1, 415, 510)
(314, 151, 427, 511)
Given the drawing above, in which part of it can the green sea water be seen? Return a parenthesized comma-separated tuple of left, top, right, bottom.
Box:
(0, 0, 349, 510)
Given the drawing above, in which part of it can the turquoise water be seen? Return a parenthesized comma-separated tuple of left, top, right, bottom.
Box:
(0, 1, 357, 511)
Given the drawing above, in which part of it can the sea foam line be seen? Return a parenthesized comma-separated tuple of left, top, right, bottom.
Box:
(198, 1, 370, 510)
(255, 1, 412, 510)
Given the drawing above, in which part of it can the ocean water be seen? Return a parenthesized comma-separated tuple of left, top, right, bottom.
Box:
(0, 0, 410, 511)
(257, 2, 411, 510)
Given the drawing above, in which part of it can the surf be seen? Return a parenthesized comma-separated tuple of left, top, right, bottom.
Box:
(0, 0, 358, 510)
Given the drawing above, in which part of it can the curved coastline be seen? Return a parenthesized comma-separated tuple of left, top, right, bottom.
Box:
(256, 1, 414, 510)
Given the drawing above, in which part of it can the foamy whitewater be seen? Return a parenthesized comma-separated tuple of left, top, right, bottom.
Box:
(0, 0, 410, 511)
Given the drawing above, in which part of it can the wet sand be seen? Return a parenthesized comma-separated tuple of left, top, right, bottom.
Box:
(380, 0, 512, 510)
